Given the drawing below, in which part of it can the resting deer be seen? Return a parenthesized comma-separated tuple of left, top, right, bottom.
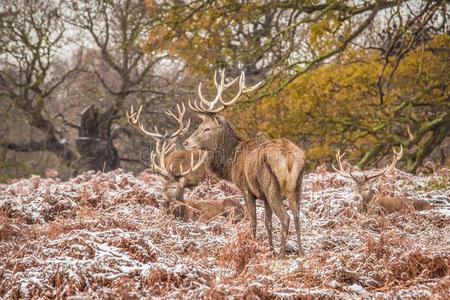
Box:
(333, 146, 431, 214)
(183, 69, 306, 257)
(151, 139, 245, 222)
(127, 103, 214, 204)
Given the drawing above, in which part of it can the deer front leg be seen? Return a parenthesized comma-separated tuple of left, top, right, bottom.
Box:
(243, 190, 257, 239)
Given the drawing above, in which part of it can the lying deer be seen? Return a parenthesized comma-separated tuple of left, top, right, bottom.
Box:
(183, 69, 306, 257)
(333, 146, 431, 214)
(151, 139, 245, 222)
(127, 103, 215, 202)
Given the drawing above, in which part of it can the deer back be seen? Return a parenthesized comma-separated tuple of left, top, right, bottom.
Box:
(373, 196, 431, 213)
(232, 138, 305, 199)
(185, 198, 244, 222)
(410, 198, 432, 211)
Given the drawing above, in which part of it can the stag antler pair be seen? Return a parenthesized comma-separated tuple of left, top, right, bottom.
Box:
(126, 103, 205, 179)
(127, 103, 191, 142)
(333, 146, 403, 182)
(189, 69, 263, 117)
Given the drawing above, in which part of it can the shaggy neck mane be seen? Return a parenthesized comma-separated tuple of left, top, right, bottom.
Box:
(207, 118, 242, 181)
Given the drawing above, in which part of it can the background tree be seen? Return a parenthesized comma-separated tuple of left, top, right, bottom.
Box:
(65, 0, 188, 172)
(0, 0, 80, 178)
(0, 1, 448, 180)
(148, 0, 450, 172)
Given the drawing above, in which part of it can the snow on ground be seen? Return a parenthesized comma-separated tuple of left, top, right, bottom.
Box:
(0, 168, 449, 299)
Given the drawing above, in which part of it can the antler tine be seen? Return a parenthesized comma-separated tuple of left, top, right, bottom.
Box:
(332, 149, 360, 182)
(127, 105, 168, 140)
(198, 74, 224, 110)
(219, 71, 263, 106)
(215, 68, 241, 89)
(150, 140, 175, 179)
(126, 105, 134, 120)
(126, 105, 141, 127)
(191, 69, 262, 116)
(366, 145, 403, 180)
(170, 151, 207, 177)
(164, 103, 191, 141)
(241, 71, 264, 92)
(150, 151, 167, 179)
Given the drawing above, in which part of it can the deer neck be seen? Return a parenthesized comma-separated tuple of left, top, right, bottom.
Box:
(362, 189, 375, 204)
(176, 192, 184, 202)
(207, 123, 242, 181)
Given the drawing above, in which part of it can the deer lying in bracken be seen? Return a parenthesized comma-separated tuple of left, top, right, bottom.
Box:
(151, 139, 244, 222)
(127, 103, 216, 204)
(333, 146, 431, 214)
(183, 69, 306, 257)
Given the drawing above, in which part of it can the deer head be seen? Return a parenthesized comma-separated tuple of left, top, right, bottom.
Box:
(183, 69, 262, 151)
(333, 146, 403, 207)
(151, 140, 206, 206)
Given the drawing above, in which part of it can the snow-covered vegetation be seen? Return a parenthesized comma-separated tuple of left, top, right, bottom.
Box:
(1, 168, 449, 299)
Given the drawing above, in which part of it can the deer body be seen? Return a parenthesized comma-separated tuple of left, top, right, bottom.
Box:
(160, 161, 244, 222)
(355, 183, 431, 213)
(334, 147, 431, 214)
(185, 117, 305, 257)
(182, 198, 245, 222)
(183, 70, 306, 257)
(373, 196, 431, 213)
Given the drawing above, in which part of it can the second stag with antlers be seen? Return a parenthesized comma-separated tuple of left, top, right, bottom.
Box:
(149, 138, 244, 222)
(333, 146, 431, 213)
(127, 103, 214, 206)
(183, 69, 306, 257)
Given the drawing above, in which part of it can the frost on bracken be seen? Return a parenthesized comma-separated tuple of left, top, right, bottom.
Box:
(0, 168, 449, 299)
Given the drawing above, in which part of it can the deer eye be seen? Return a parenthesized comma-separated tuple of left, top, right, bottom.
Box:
(204, 127, 211, 132)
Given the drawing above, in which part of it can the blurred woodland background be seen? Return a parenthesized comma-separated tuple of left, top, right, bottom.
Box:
(0, 0, 449, 181)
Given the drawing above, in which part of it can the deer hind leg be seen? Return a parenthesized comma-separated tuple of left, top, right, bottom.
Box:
(261, 160, 290, 258)
(243, 190, 257, 239)
(269, 195, 290, 258)
(263, 199, 274, 251)
(288, 175, 304, 255)
(264, 178, 289, 258)
(287, 192, 303, 255)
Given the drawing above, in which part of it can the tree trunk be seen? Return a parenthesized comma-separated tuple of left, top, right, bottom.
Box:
(73, 104, 120, 174)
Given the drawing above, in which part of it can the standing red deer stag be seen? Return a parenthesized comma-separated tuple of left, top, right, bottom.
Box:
(183, 69, 306, 257)
(333, 146, 431, 213)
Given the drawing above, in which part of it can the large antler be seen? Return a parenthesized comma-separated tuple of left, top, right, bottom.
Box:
(189, 69, 262, 116)
(333, 146, 403, 182)
(332, 150, 361, 182)
(365, 145, 403, 180)
(169, 151, 207, 177)
(151, 140, 207, 180)
(150, 140, 175, 180)
(127, 103, 191, 142)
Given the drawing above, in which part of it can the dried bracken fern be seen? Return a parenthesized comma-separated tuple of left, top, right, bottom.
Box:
(0, 168, 449, 299)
